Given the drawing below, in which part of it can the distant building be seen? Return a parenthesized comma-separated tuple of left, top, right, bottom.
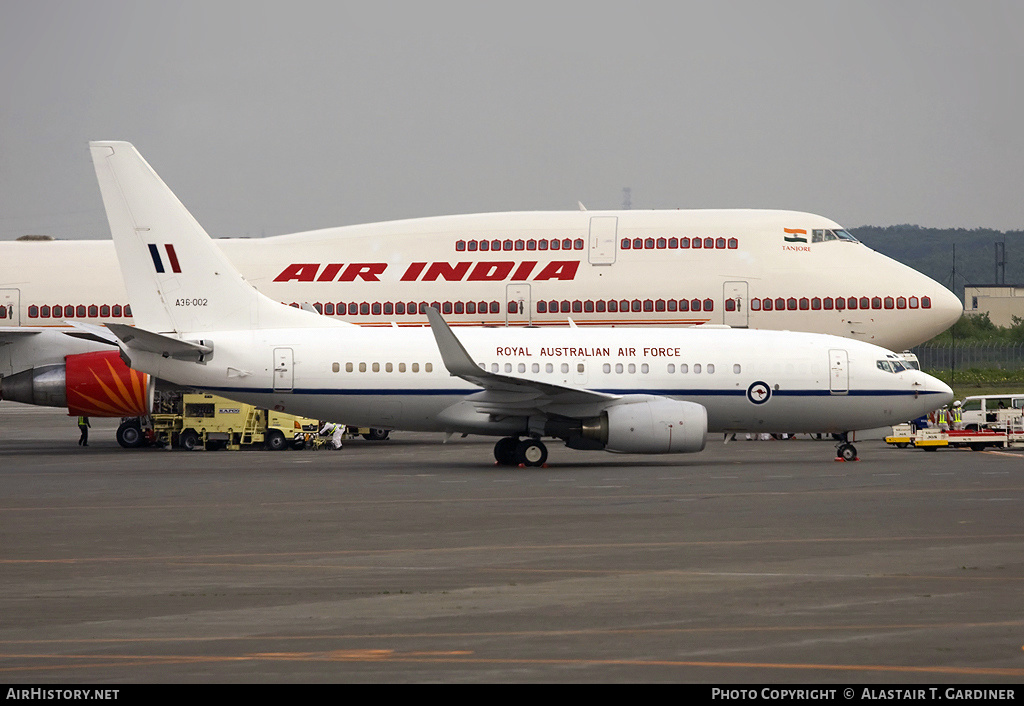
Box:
(964, 285, 1024, 327)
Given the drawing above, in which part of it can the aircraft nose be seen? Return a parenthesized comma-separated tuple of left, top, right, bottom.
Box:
(930, 285, 963, 334)
(920, 372, 953, 408)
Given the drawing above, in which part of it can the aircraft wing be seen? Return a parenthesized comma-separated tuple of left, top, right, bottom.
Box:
(426, 307, 618, 417)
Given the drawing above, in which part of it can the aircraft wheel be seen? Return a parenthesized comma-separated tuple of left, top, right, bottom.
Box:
(493, 437, 519, 466)
(516, 438, 548, 467)
(116, 420, 145, 449)
(838, 443, 857, 461)
(179, 429, 200, 451)
(362, 428, 390, 441)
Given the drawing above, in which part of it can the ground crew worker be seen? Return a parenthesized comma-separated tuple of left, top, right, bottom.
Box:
(951, 401, 963, 430)
(78, 416, 90, 446)
(319, 421, 346, 450)
(937, 405, 949, 431)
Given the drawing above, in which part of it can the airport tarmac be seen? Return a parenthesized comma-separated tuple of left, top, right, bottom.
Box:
(1, 401, 1023, 683)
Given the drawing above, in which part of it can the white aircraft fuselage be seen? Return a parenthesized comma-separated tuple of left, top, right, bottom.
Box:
(0, 210, 960, 352)
(126, 324, 951, 439)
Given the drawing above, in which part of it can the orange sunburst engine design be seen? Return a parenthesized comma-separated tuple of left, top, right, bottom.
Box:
(65, 351, 154, 417)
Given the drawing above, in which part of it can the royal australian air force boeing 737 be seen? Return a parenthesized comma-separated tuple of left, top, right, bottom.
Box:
(87, 141, 952, 463)
(0, 144, 960, 423)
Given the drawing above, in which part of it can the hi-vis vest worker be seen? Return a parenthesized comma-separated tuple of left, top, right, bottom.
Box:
(319, 422, 346, 450)
(77, 415, 90, 447)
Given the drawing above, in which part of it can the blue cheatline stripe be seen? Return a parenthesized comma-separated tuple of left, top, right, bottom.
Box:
(200, 385, 949, 399)
(147, 243, 164, 273)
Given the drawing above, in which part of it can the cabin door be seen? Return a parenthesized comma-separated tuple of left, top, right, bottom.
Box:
(0, 289, 19, 325)
(829, 349, 849, 394)
(273, 348, 294, 392)
(505, 284, 532, 326)
(588, 216, 617, 265)
(723, 281, 748, 328)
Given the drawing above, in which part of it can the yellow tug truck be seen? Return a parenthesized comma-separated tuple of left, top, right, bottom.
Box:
(150, 393, 321, 450)
(114, 392, 392, 450)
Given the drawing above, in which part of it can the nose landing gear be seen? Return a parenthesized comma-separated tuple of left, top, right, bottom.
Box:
(834, 433, 858, 462)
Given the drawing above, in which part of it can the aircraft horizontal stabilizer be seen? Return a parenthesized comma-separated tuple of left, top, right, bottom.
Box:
(0, 327, 44, 340)
(106, 322, 212, 361)
(61, 321, 120, 346)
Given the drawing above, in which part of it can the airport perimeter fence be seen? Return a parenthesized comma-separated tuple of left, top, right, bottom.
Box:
(911, 342, 1024, 372)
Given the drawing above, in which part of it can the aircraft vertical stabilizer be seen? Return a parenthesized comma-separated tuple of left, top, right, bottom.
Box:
(89, 141, 338, 334)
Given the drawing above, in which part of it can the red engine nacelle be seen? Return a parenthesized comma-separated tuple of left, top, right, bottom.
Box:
(65, 350, 153, 417)
(1, 350, 153, 417)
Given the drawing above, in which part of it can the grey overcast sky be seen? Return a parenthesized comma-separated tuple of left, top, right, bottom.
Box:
(1, 1, 1021, 240)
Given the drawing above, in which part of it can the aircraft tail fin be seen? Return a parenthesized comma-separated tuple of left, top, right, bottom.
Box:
(90, 141, 337, 334)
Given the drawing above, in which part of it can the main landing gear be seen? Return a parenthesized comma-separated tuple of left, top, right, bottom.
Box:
(834, 432, 858, 462)
(494, 436, 549, 467)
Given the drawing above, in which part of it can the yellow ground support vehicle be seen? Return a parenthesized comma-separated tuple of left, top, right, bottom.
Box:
(885, 423, 1014, 451)
(149, 393, 320, 450)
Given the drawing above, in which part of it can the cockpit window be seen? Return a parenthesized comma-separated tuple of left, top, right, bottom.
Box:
(877, 360, 893, 373)
(811, 228, 859, 243)
(877, 360, 906, 373)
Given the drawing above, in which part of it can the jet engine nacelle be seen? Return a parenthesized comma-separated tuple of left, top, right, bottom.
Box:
(590, 398, 708, 454)
(1, 350, 153, 417)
